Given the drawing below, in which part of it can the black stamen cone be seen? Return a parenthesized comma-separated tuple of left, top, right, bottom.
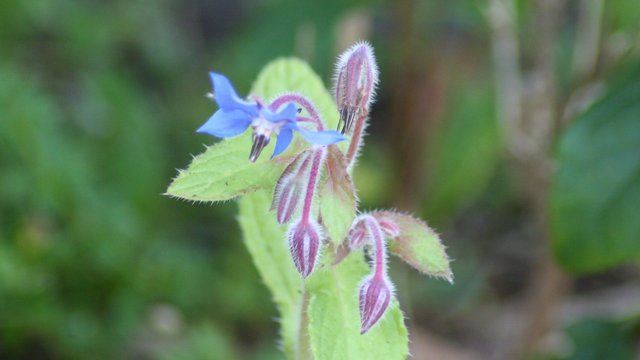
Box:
(338, 107, 358, 134)
(338, 108, 346, 134)
(249, 134, 270, 162)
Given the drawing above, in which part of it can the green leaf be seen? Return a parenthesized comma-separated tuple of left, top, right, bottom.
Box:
(319, 145, 357, 245)
(166, 57, 340, 202)
(306, 254, 409, 360)
(166, 133, 289, 202)
(550, 64, 640, 274)
(238, 190, 302, 358)
(373, 211, 453, 282)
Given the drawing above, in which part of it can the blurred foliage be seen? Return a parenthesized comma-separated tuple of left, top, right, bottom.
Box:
(424, 79, 501, 223)
(561, 317, 638, 360)
(1, 0, 640, 358)
(160, 324, 238, 360)
(551, 63, 640, 274)
(0, 0, 278, 358)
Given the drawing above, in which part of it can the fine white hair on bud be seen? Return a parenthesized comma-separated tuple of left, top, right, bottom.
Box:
(348, 214, 374, 249)
(333, 41, 379, 134)
(288, 219, 323, 278)
(271, 150, 313, 224)
(358, 274, 394, 334)
(377, 218, 400, 238)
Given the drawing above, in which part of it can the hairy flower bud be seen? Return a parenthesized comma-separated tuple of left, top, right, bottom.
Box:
(348, 215, 371, 249)
(349, 223, 368, 249)
(349, 213, 398, 250)
(333, 41, 379, 134)
(271, 151, 313, 224)
(288, 219, 322, 278)
(359, 275, 394, 334)
(377, 218, 400, 238)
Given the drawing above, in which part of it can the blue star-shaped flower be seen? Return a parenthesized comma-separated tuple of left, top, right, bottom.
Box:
(197, 72, 347, 162)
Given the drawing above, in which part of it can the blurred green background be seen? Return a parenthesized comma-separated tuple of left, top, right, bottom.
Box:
(1, 0, 639, 359)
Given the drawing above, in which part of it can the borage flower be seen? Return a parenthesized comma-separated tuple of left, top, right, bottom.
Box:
(197, 72, 346, 162)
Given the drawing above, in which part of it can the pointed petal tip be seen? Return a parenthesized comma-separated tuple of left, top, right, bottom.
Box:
(208, 71, 224, 80)
(264, 102, 298, 123)
(272, 128, 294, 158)
(298, 128, 348, 146)
(196, 110, 251, 138)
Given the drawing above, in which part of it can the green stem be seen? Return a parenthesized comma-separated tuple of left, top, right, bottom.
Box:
(295, 287, 312, 360)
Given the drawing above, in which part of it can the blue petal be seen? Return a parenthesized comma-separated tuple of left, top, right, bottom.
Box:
(197, 109, 251, 138)
(263, 102, 298, 123)
(297, 128, 348, 145)
(272, 128, 294, 158)
(209, 72, 258, 115)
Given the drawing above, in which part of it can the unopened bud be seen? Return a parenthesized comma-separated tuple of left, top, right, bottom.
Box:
(377, 219, 400, 238)
(288, 219, 322, 278)
(333, 41, 379, 134)
(348, 216, 370, 249)
(272, 151, 312, 224)
(359, 275, 394, 334)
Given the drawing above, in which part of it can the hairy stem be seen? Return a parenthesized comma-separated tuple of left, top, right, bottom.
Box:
(301, 149, 324, 222)
(294, 288, 312, 360)
(270, 93, 325, 131)
(346, 112, 368, 167)
(368, 218, 386, 279)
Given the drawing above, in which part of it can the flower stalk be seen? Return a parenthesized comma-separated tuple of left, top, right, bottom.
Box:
(270, 93, 326, 131)
(287, 147, 326, 278)
(173, 41, 452, 351)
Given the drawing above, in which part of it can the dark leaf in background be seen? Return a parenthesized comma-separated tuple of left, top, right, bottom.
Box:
(563, 317, 635, 360)
(551, 63, 640, 274)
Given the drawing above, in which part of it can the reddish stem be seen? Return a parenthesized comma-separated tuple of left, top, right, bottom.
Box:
(270, 94, 325, 131)
(296, 116, 316, 125)
(301, 149, 324, 223)
(364, 216, 386, 279)
(346, 112, 368, 166)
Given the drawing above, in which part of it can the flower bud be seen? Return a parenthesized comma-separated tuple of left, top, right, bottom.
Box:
(348, 216, 370, 249)
(349, 224, 368, 249)
(333, 41, 379, 134)
(359, 275, 394, 334)
(276, 184, 302, 224)
(271, 151, 312, 224)
(377, 218, 400, 238)
(288, 219, 323, 278)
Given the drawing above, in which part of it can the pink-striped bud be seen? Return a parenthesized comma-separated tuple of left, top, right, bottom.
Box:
(348, 216, 370, 249)
(333, 41, 379, 134)
(271, 151, 312, 224)
(377, 218, 400, 238)
(288, 219, 322, 278)
(359, 275, 394, 334)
